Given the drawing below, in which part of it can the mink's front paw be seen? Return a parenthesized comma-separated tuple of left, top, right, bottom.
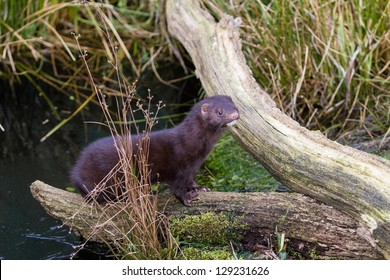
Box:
(181, 190, 200, 207)
(173, 184, 211, 207)
(191, 182, 211, 193)
(194, 186, 210, 193)
(173, 189, 201, 207)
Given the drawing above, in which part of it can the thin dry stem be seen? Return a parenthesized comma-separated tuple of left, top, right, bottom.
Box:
(68, 6, 177, 260)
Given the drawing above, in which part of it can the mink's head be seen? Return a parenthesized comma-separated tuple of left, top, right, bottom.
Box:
(199, 95, 239, 130)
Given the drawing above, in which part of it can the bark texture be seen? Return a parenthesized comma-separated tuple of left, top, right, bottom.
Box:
(30, 180, 383, 259)
(166, 0, 390, 257)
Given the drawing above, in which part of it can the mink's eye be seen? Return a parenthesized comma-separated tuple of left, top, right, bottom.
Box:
(218, 109, 224, 116)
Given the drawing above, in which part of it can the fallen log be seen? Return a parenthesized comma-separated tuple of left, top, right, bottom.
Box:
(30, 180, 383, 259)
(166, 0, 390, 258)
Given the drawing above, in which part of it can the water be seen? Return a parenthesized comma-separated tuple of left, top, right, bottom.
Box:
(0, 108, 177, 259)
(0, 137, 82, 259)
(0, 128, 120, 259)
(0, 66, 201, 259)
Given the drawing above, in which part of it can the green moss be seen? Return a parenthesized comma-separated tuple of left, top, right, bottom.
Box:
(377, 150, 390, 161)
(196, 133, 282, 192)
(309, 247, 318, 260)
(65, 186, 76, 192)
(178, 247, 233, 260)
(168, 212, 248, 260)
(286, 249, 305, 260)
(169, 212, 246, 246)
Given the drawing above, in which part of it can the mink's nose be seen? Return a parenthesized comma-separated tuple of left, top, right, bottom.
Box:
(230, 111, 239, 120)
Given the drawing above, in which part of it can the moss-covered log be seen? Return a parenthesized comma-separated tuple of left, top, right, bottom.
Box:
(165, 0, 390, 258)
(31, 180, 384, 259)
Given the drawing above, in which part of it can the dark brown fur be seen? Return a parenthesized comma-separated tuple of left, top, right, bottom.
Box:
(70, 95, 239, 206)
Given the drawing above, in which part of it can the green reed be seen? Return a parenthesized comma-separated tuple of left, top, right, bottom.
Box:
(1, 0, 169, 140)
(203, 0, 390, 140)
(1, 0, 389, 142)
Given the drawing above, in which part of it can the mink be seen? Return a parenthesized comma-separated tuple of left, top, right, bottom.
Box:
(70, 95, 239, 206)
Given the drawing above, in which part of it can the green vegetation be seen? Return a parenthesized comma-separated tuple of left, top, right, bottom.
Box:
(170, 212, 247, 259)
(378, 150, 390, 160)
(178, 247, 233, 260)
(204, 0, 390, 140)
(170, 212, 246, 245)
(1, 0, 176, 141)
(2, 0, 389, 142)
(197, 133, 282, 192)
(275, 227, 288, 260)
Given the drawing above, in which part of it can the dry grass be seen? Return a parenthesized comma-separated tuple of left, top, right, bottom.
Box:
(1, 0, 389, 142)
(83, 90, 177, 259)
(67, 4, 178, 260)
(1, 0, 187, 141)
(202, 0, 390, 141)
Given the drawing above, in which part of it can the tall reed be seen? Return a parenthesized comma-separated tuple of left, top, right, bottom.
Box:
(71, 4, 177, 260)
(2, 0, 388, 142)
(203, 0, 390, 140)
(1, 0, 179, 141)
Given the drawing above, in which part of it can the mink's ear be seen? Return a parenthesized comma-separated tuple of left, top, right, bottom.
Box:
(201, 103, 209, 115)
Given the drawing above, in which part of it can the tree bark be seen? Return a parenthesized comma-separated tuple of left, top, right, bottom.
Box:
(165, 0, 390, 258)
(30, 180, 383, 259)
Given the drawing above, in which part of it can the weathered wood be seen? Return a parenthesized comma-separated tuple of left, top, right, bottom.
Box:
(166, 0, 390, 258)
(30, 180, 383, 259)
